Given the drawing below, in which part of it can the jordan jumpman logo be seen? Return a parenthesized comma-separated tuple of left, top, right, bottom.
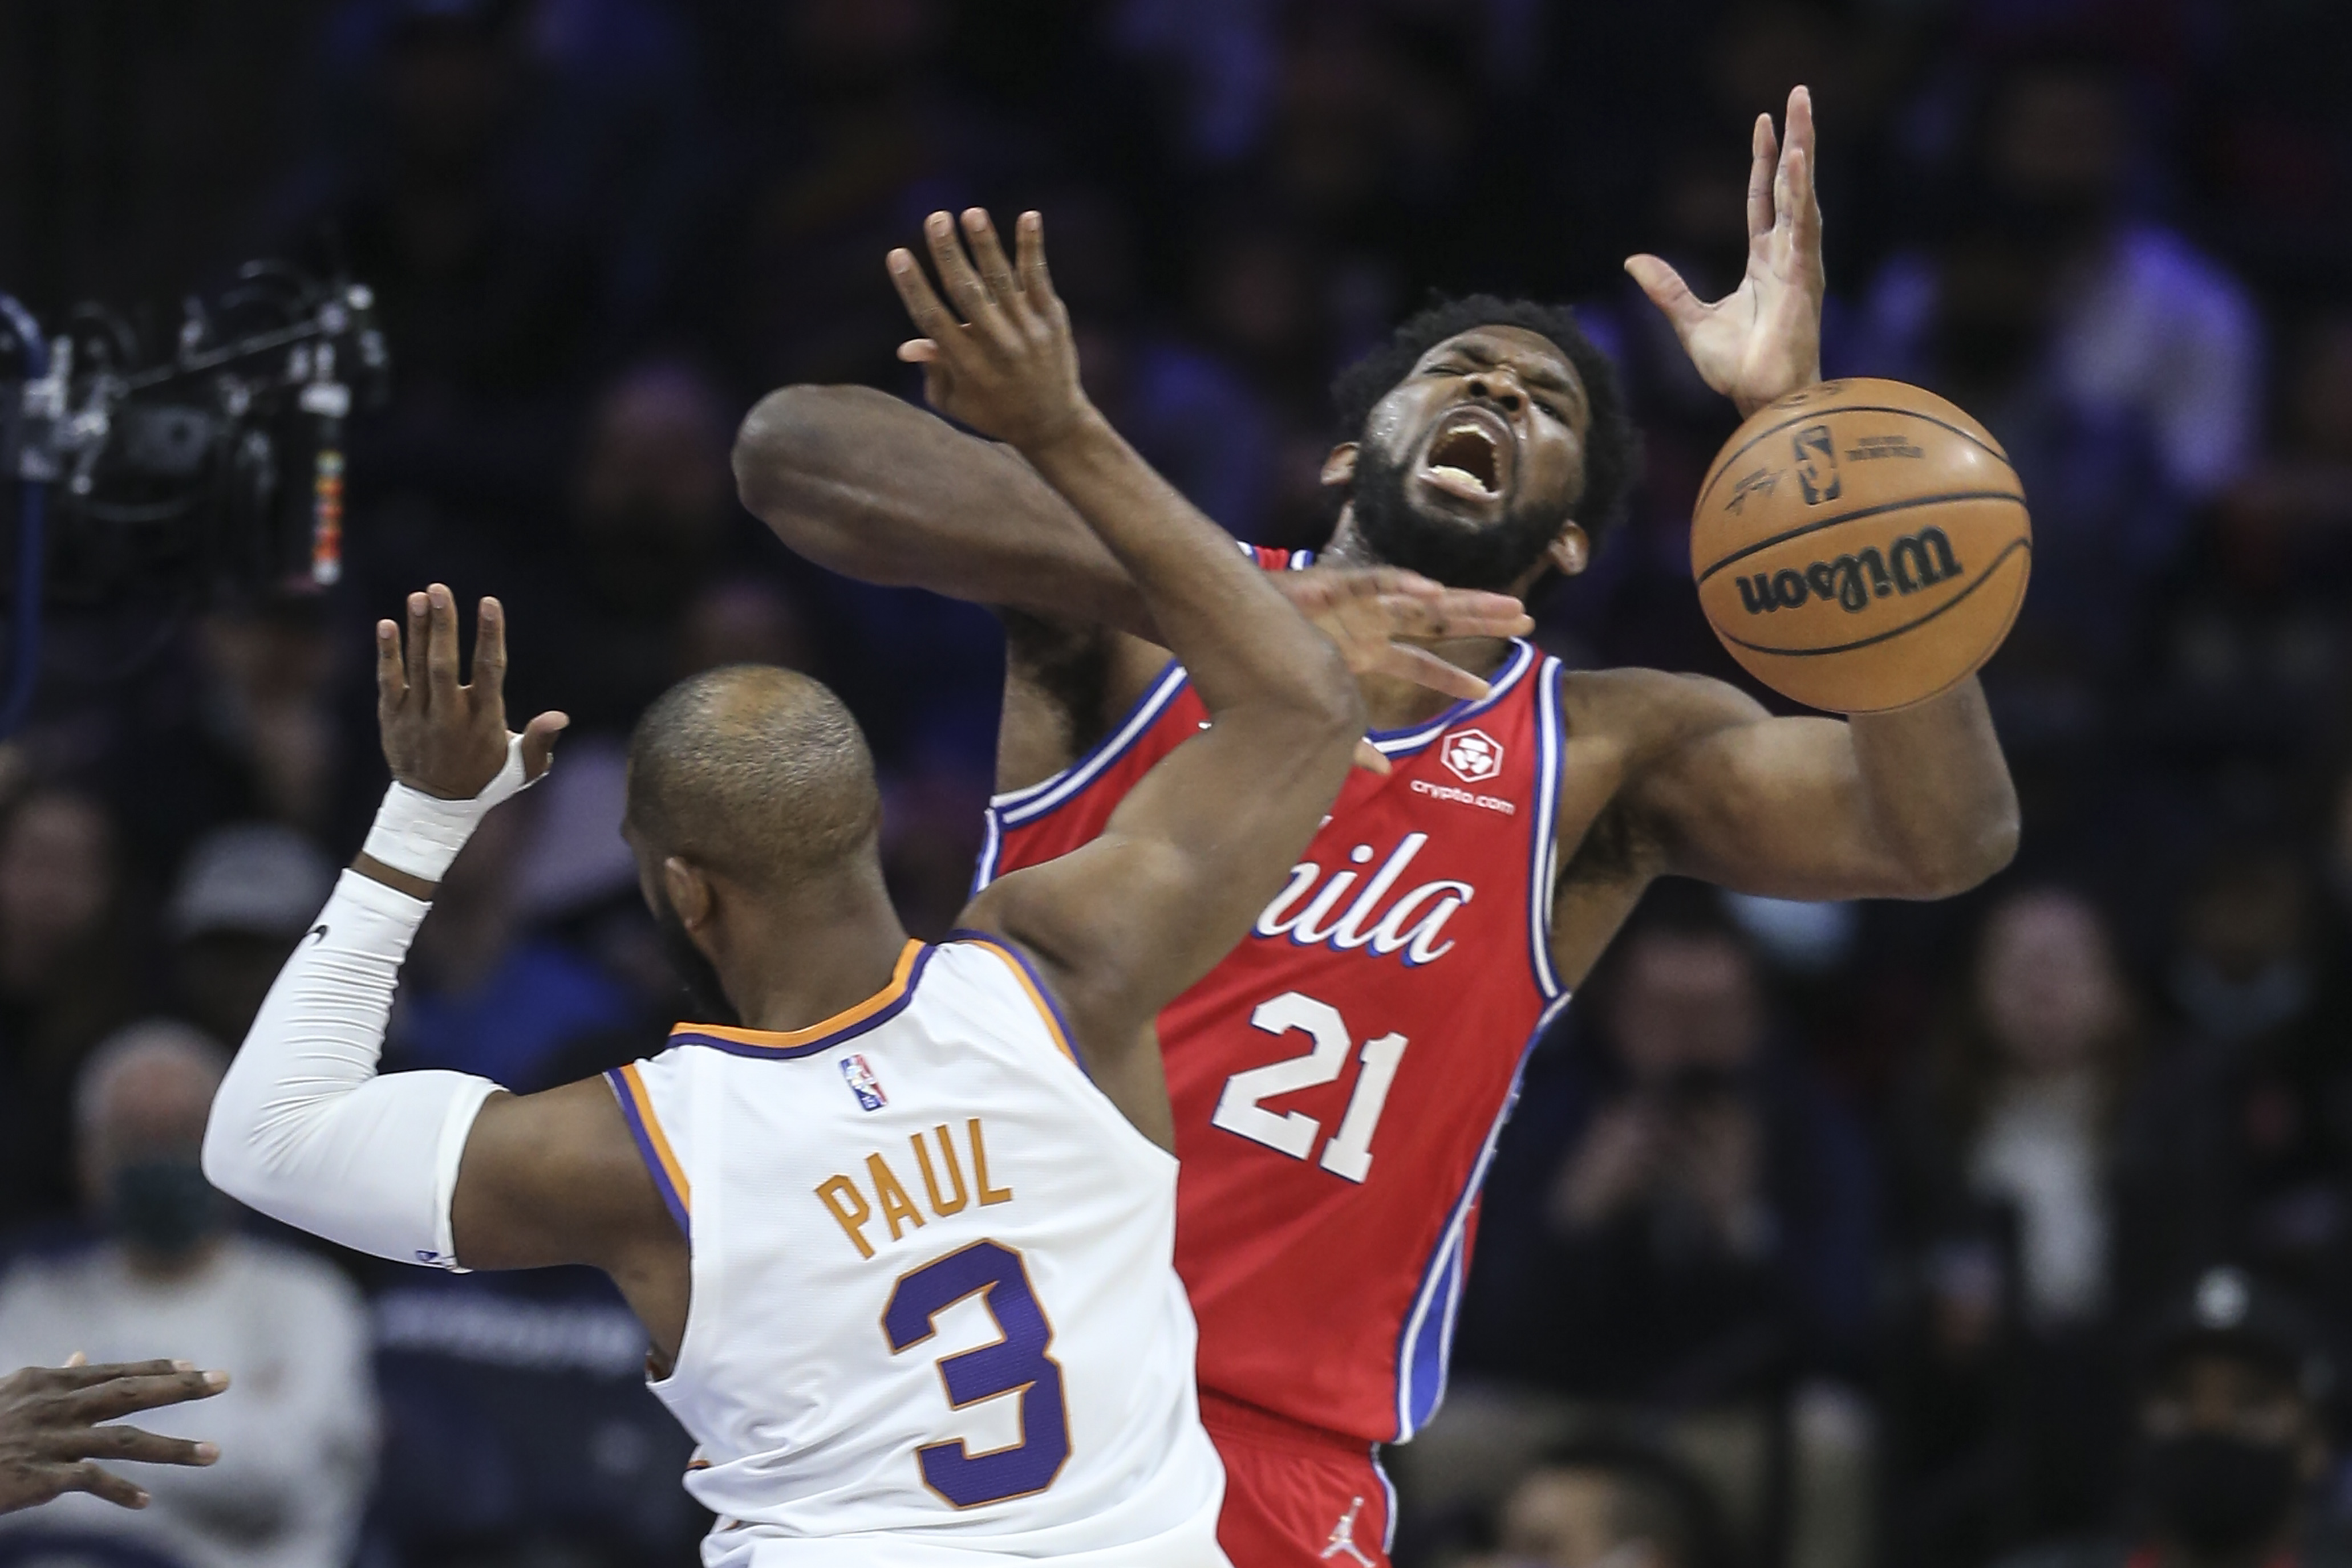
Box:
(1320, 1495, 1374, 1565)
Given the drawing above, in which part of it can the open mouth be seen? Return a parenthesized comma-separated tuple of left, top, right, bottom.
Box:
(1418, 408, 1511, 503)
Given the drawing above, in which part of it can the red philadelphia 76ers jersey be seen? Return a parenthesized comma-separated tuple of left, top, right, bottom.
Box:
(975, 572, 1569, 1445)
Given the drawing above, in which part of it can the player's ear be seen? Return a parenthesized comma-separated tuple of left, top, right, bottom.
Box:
(1320, 443, 1359, 489)
(1547, 523, 1590, 578)
(662, 857, 714, 931)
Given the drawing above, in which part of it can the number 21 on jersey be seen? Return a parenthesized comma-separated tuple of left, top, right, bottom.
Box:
(1209, 992, 1408, 1183)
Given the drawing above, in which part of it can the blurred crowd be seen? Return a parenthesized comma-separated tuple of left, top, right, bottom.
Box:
(3, 0, 2352, 1565)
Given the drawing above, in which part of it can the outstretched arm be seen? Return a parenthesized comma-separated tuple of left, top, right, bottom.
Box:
(738, 336, 1527, 780)
(735, 383, 1154, 634)
(888, 210, 1408, 1071)
(1609, 670, 2018, 903)
(1600, 86, 2016, 909)
(205, 590, 687, 1351)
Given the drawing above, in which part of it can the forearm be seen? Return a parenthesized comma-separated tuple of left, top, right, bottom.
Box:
(733, 384, 1155, 634)
(202, 762, 529, 1269)
(1023, 408, 1355, 721)
(1846, 677, 2018, 896)
(201, 868, 495, 1268)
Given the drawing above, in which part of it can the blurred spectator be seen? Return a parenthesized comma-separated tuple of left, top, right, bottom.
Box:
(1896, 888, 2147, 1333)
(1881, 887, 2152, 1566)
(2223, 313, 2352, 547)
(510, 360, 743, 734)
(719, 0, 997, 390)
(193, 603, 341, 837)
(2126, 850, 2352, 1310)
(165, 826, 337, 1050)
(1863, 49, 2261, 720)
(0, 1022, 374, 1568)
(1456, 1439, 1733, 1568)
(1461, 898, 1875, 1405)
(1426, 896, 1874, 1568)
(1868, 47, 2261, 502)
(0, 791, 147, 1229)
(271, 0, 715, 511)
(1994, 1266, 2349, 1568)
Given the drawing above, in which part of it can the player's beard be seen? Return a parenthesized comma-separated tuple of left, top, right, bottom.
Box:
(1348, 439, 1567, 593)
(651, 893, 741, 1026)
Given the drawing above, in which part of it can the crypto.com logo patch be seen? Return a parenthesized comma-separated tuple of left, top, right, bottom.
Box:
(1440, 728, 1504, 785)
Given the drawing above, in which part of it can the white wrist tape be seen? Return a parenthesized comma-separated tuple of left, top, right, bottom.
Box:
(360, 734, 540, 882)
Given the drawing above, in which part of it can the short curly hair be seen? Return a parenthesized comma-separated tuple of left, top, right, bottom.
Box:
(1329, 294, 1639, 547)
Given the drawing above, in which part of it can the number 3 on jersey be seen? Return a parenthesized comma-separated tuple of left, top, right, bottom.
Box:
(1208, 992, 1408, 1183)
(883, 1240, 1071, 1508)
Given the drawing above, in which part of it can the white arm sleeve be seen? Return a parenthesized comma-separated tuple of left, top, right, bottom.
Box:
(201, 867, 500, 1270)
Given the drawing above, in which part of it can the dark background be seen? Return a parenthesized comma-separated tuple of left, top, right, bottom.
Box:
(2, 1, 2351, 1565)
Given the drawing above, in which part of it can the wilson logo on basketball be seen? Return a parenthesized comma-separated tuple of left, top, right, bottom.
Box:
(1734, 525, 1965, 616)
(1440, 728, 1504, 783)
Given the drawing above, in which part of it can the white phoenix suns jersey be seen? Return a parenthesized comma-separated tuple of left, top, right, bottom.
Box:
(603, 935, 1229, 1568)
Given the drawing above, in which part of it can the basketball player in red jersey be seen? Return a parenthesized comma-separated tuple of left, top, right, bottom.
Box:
(738, 88, 2018, 1567)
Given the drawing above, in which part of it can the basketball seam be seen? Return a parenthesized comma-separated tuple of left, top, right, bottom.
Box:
(1710, 536, 2032, 657)
(1694, 490, 2026, 583)
(1696, 404, 2017, 513)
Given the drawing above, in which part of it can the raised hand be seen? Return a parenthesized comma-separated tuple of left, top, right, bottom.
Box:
(376, 584, 567, 801)
(1625, 85, 1826, 417)
(887, 209, 1088, 450)
(0, 1358, 228, 1514)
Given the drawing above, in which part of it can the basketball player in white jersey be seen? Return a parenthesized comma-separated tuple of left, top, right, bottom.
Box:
(201, 209, 1530, 1567)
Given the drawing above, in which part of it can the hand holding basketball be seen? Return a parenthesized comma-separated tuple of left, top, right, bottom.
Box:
(1690, 379, 2031, 713)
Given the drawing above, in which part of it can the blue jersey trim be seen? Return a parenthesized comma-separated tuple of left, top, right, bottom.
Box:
(971, 806, 1004, 897)
(1392, 986, 1572, 1437)
(1527, 659, 1566, 1001)
(991, 660, 1191, 825)
(605, 1067, 691, 1241)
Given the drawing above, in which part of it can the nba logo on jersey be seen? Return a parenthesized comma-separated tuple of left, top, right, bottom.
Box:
(1441, 728, 1504, 783)
(840, 1054, 887, 1111)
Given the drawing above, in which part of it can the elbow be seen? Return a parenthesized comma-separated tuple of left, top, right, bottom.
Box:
(1902, 803, 2021, 900)
(199, 1096, 245, 1203)
(731, 384, 864, 525)
(199, 1065, 269, 1208)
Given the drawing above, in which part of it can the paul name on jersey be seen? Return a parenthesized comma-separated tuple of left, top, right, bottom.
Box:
(817, 1118, 1016, 1260)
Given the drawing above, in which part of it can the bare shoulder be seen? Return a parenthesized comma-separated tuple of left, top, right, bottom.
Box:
(1558, 664, 1770, 769)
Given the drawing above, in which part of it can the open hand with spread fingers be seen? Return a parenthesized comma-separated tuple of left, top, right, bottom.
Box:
(0, 1357, 228, 1514)
(889, 208, 1089, 452)
(375, 583, 568, 802)
(1625, 84, 1826, 417)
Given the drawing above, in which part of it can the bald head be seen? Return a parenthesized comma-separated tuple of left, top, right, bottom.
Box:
(626, 665, 882, 893)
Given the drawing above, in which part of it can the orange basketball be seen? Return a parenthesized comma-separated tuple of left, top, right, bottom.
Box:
(1690, 379, 2031, 713)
